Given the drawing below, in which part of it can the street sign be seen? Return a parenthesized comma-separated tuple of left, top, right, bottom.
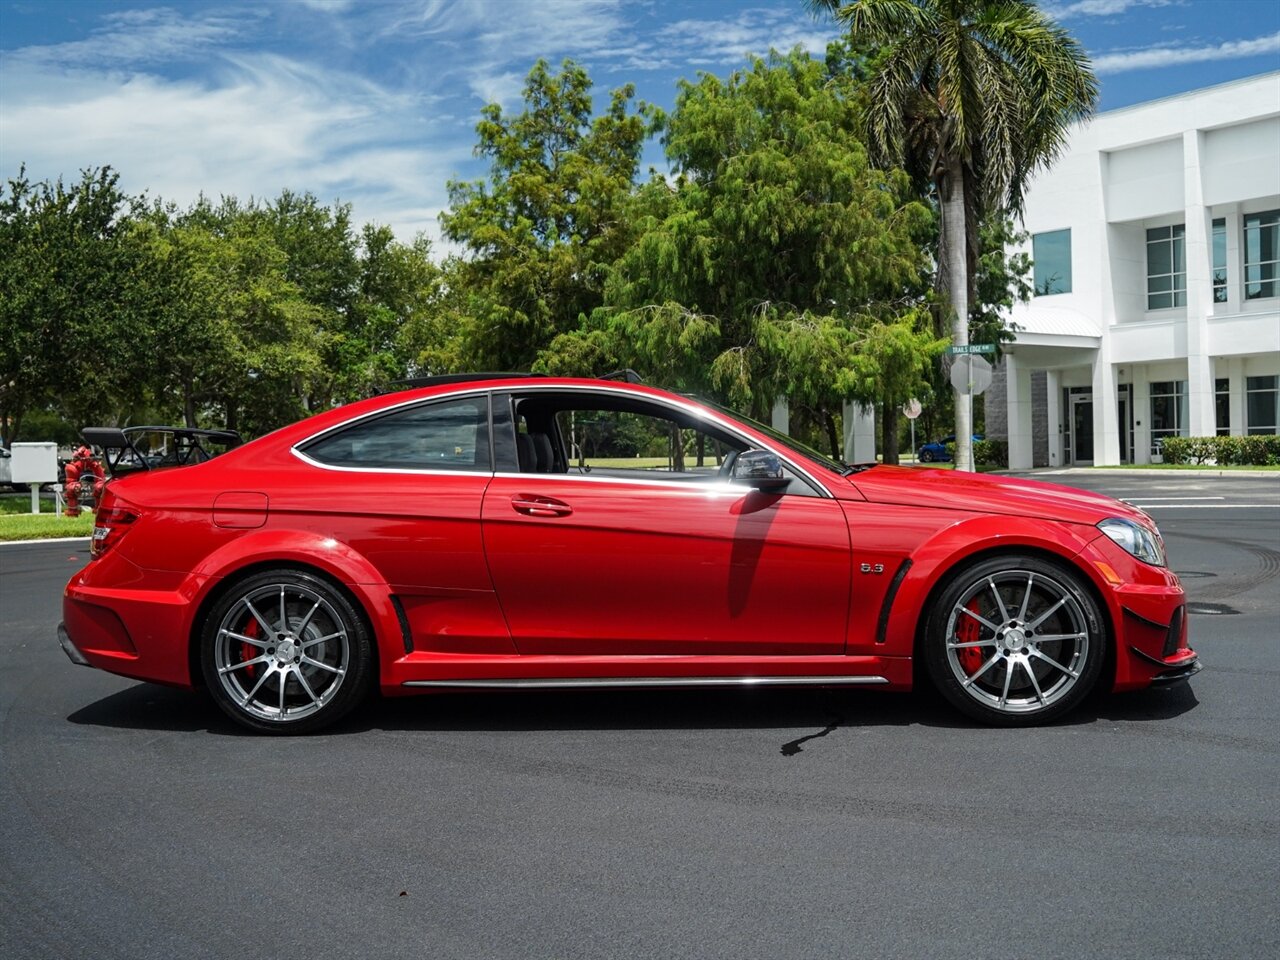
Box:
(902, 399, 922, 420)
(945, 344, 996, 355)
(950, 354, 993, 395)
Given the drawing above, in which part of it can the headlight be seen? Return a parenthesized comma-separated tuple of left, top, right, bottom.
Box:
(1097, 517, 1166, 567)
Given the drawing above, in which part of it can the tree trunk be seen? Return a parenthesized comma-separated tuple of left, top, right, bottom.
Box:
(823, 409, 842, 461)
(881, 403, 899, 466)
(940, 165, 973, 472)
(183, 379, 197, 428)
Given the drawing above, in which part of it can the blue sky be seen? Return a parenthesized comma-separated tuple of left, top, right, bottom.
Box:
(2, 0, 1278, 246)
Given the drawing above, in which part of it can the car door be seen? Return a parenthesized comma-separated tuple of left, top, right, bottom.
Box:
(290, 391, 515, 655)
(479, 392, 851, 656)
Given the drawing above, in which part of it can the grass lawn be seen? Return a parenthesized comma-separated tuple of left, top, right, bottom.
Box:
(0, 493, 94, 541)
(902, 461, 1004, 473)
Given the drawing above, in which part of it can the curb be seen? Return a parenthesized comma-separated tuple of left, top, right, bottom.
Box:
(1002, 468, 1279, 479)
(0, 536, 91, 547)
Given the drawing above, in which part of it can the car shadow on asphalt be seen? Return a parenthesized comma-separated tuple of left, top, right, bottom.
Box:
(66, 680, 1199, 736)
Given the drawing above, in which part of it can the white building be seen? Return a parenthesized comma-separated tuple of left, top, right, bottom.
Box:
(994, 71, 1280, 468)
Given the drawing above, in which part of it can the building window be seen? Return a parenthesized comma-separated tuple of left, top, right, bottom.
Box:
(1149, 380, 1187, 456)
(1212, 218, 1227, 304)
(1215, 378, 1230, 436)
(1032, 229, 1072, 295)
(1244, 210, 1279, 300)
(1246, 375, 1279, 435)
(1146, 224, 1186, 309)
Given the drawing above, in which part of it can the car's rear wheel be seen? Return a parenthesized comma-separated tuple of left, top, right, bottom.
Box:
(200, 569, 373, 734)
(919, 448, 935, 463)
(923, 555, 1107, 726)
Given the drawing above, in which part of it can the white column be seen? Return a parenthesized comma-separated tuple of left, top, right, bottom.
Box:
(1132, 364, 1151, 464)
(771, 398, 789, 435)
(843, 402, 876, 464)
(1006, 352, 1034, 470)
(1183, 129, 1216, 437)
(1045, 370, 1061, 467)
(1092, 347, 1120, 466)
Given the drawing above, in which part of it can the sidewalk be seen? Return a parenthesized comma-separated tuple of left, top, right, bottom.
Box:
(999, 466, 1280, 479)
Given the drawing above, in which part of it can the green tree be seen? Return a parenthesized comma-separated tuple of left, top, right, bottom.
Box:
(0, 166, 148, 443)
(356, 224, 443, 392)
(133, 198, 326, 433)
(807, 0, 1097, 470)
(555, 50, 934, 460)
(441, 58, 657, 370)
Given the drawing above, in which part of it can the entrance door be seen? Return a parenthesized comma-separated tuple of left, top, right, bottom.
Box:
(1072, 394, 1094, 464)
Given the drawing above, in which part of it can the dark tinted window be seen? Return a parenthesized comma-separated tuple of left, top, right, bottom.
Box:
(302, 396, 490, 471)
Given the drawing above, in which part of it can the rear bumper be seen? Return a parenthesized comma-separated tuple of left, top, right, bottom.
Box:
(62, 562, 204, 688)
(57, 623, 90, 666)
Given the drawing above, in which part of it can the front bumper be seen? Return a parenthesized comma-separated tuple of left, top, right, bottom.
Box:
(1079, 533, 1200, 692)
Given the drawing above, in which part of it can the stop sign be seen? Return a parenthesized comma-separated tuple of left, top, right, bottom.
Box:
(950, 355, 993, 395)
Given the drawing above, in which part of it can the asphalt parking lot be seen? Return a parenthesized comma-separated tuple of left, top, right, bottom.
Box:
(1, 472, 1277, 960)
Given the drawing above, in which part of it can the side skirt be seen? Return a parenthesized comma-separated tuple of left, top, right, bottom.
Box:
(404, 675, 890, 690)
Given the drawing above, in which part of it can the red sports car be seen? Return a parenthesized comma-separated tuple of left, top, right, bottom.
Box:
(60, 374, 1199, 733)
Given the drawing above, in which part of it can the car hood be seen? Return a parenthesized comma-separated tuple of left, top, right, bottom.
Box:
(846, 466, 1151, 527)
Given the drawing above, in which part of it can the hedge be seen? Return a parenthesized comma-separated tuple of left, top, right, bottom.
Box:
(972, 439, 1009, 468)
(1159, 435, 1280, 466)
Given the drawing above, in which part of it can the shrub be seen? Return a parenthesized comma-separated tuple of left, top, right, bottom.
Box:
(1159, 435, 1280, 466)
(972, 438, 1009, 468)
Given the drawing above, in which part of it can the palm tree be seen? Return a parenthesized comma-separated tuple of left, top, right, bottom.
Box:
(807, 0, 1097, 470)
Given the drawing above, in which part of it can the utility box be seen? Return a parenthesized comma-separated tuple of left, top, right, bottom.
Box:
(11, 442, 58, 484)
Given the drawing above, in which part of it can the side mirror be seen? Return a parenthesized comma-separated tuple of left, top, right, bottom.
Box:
(731, 450, 789, 492)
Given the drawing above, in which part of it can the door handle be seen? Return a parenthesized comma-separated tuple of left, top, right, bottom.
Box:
(511, 495, 573, 518)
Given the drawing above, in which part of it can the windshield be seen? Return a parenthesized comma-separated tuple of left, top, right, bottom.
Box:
(695, 398, 849, 476)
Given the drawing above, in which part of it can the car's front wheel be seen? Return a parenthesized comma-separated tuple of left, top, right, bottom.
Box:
(919, 448, 935, 463)
(200, 569, 373, 734)
(923, 555, 1107, 726)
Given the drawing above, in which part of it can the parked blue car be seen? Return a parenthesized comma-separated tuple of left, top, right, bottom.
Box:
(918, 433, 984, 463)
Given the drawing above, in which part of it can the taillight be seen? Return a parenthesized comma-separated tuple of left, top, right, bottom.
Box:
(91, 506, 139, 558)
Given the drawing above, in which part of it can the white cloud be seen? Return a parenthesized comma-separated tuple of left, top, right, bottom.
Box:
(1042, 0, 1173, 19)
(1093, 31, 1280, 73)
(652, 7, 839, 67)
(0, 52, 468, 244)
(467, 70, 526, 112)
(295, 0, 356, 11)
(382, 0, 628, 59)
(7, 6, 256, 68)
(0, 0, 849, 246)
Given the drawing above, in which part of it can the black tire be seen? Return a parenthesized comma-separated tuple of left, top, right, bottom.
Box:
(922, 554, 1107, 726)
(200, 568, 374, 734)
(919, 448, 934, 463)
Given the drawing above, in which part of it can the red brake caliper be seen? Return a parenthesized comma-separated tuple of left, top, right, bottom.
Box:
(955, 599, 985, 675)
(241, 617, 259, 681)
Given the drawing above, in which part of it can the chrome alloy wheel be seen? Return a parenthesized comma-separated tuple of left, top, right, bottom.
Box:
(943, 569, 1091, 715)
(212, 582, 350, 724)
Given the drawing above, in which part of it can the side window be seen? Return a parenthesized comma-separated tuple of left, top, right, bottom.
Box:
(302, 396, 490, 472)
(555, 408, 737, 479)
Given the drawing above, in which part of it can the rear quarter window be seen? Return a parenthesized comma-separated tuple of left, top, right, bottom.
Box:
(301, 396, 490, 472)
